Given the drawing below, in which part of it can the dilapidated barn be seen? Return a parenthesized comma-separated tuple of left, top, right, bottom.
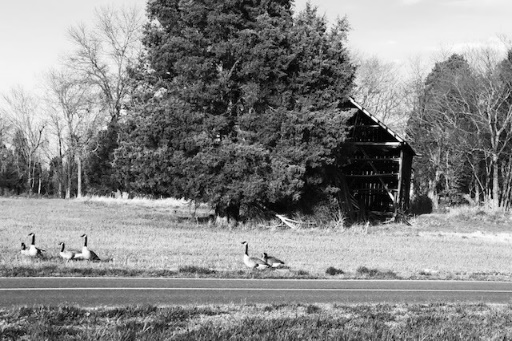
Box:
(337, 98, 415, 222)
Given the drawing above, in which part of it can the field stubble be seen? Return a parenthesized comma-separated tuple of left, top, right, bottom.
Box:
(0, 197, 512, 279)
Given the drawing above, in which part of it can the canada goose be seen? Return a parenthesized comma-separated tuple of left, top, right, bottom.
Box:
(241, 241, 269, 269)
(20, 242, 30, 256)
(58, 242, 77, 262)
(262, 252, 285, 268)
(75, 234, 101, 261)
(27, 233, 45, 257)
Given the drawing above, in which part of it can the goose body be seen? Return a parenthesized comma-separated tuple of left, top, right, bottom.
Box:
(75, 234, 101, 261)
(59, 242, 77, 262)
(262, 252, 285, 268)
(27, 233, 45, 257)
(241, 241, 269, 269)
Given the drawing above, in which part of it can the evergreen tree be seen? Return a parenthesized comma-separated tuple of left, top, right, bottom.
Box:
(115, 0, 355, 220)
(0, 144, 18, 195)
(85, 120, 121, 195)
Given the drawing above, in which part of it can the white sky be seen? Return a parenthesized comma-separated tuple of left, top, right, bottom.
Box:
(294, 0, 512, 63)
(1, 0, 512, 95)
(0, 0, 145, 95)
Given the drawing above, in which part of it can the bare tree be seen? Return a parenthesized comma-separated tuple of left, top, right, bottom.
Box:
(0, 110, 10, 146)
(67, 5, 144, 122)
(459, 48, 512, 208)
(64, 6, 144, 196)
(45, 110, 66, 198)
(411, 46, 512, 209)
(0, 87, 46, 195)
(45, 69, 102, 198)
(352, 55, 412, 135)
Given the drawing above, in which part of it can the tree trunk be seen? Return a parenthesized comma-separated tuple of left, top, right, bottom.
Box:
(492, 153, 499, 209)
(66, 158, 72, 199)
(427, 170, 441, 211)
(475, 180, 480, 206)
(77, 155, 82, 198)
(27, 158, 32, 195)
(59, 158, 65, 198)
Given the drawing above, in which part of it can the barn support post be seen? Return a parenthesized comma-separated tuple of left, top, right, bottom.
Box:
(397, 147, 404, 211)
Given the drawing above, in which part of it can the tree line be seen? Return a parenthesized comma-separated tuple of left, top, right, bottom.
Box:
(0, 6, 143, 198)
(1, 0, 511, 219)
(408, 50, 512, 211)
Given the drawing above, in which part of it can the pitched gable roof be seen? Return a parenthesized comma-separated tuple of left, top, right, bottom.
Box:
(345, 97, 416, 156)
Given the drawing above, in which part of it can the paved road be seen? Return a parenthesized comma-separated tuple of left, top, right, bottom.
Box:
(1, 278, 512, 307)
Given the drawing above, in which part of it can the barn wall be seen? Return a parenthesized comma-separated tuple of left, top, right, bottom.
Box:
(338, 100, 415, 221)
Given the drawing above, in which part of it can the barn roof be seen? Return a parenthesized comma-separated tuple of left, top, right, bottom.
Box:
(344, 97, 416, 156)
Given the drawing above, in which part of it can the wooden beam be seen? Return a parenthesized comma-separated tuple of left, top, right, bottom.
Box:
(346, 125, 380, 129)
(344, 142, 402, 147)
(397, 148, 404, 211)
(345, 174, 399, 178)
(348, 158, 401, 163)
(354, 189, 399, 193)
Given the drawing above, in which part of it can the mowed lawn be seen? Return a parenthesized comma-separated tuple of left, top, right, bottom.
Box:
(1, 197, 512, 279)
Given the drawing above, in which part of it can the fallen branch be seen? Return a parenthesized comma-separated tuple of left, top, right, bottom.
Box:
(275, 214, 302, 229)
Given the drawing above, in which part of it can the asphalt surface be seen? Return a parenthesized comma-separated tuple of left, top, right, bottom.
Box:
(1, 278, 512, 307)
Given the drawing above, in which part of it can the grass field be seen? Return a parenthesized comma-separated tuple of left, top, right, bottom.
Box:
(1, 197, 512, 280)
(1, 302, 512, 340)
(2, 197, 512, 339)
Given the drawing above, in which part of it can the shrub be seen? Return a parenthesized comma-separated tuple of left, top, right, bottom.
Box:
(325, 266, 344, 276)
(411, 195, 433, 215)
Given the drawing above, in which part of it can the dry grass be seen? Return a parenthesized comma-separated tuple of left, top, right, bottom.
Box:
(1, 197, 512, 279)
(1, 303, 512, 340)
